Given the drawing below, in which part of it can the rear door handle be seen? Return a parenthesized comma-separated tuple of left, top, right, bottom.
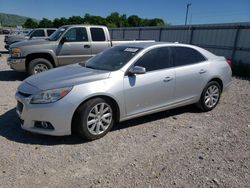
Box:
(84, 45, 91, 48)
(163, 76, 173, 82)
(199, 69, 207, 74)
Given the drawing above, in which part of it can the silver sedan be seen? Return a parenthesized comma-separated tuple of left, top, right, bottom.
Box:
(16, 42, 232, 140)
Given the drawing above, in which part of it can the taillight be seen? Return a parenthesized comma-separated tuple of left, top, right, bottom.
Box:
(226, 59, 232, 67)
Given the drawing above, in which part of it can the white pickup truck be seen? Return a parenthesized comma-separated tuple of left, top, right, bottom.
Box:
(8, 25, 154, 75)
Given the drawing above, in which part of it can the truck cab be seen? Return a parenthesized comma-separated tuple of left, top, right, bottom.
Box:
(54, 25, 111, 66)
(8, 25, 152, 75)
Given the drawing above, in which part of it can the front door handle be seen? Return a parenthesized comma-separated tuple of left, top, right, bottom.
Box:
(163, 76, 173, 82)
(199, 69, 207, 74)
(84, 45, 91, 48)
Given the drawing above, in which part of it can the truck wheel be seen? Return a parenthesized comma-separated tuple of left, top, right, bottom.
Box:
(74, 98, 114, 140)
(28, 58, 53, 75)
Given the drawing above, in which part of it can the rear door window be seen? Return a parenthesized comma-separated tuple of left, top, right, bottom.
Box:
(90, 28, 106, 41)
(171, 46, 206, 67)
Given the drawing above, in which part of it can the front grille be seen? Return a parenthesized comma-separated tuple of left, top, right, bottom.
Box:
(17, 101, 23, 114)
(18, 91, 32, 98)
(34, 121, 55, 130)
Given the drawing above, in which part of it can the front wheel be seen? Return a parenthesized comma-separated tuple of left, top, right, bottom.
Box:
(74, 98, 114, 140)
(28, 58, 53, 75)
(197, 81, 221, 112)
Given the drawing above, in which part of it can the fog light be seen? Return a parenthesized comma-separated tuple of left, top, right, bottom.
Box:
(34, 121, 54, 130)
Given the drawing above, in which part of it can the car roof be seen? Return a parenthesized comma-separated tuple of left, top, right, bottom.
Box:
(33, 28, 57, 30)
(120, 42, 217, 59)
(63, 25, 106, 28)
(120, 42, 195, 48)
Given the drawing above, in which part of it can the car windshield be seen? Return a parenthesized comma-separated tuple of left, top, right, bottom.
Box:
(84, 46, 142, 71)
(48, 27, 68, 41)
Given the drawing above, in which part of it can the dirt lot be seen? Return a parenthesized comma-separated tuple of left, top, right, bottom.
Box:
(0, 35, 249, 188)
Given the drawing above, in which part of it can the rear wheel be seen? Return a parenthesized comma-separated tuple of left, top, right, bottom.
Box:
(197, 81, 221, 111)
(28, 58, 53, 75)
(74, 98, 114, 140)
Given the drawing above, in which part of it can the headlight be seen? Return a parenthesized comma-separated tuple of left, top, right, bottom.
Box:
(30, 87, 73, 104)
(11, 48, 21, 58)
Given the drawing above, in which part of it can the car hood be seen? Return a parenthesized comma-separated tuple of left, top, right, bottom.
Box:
(10, 39, 51, 48)
(19, 64, 111, 93)
(8, 35, 27, 41)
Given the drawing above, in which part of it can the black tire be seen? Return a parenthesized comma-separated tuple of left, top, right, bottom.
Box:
(197, 81, 221, 112)
(28, 58, 53, 75)
(74, 98, 114, 140)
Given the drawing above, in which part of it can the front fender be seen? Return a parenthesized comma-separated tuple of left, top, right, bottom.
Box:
(24, 49, 58, 66)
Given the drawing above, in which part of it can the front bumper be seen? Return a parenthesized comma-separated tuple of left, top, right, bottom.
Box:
(7, 57, 26, 72)
(15, 92, 76, 136)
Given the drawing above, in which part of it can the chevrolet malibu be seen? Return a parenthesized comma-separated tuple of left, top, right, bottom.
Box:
(16, 42, 232, 140)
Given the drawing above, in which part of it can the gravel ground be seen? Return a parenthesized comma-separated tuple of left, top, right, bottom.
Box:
(0, 35, 249, 188)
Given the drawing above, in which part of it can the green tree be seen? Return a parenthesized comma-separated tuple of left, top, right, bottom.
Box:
(68, 16, 84, 24)
(128, 15, 141, 27)
(148, 18, 165, 26)
(23, 18, 38, 28)
(120, 14, 129, 27)
(53, 17, 68, 28)
(106, 12, 120, 27)
(83, 13, 91, 23)
(106, 12, 129, 27)
(26, 13, 166, 29)
(59, 17, 68, 26)
(141, 19, 150, 27)
(52, 18, 61, 28)
(38, 18, 53, 28)
(106, 22, 117, 28)
(83, 14, 106, 25)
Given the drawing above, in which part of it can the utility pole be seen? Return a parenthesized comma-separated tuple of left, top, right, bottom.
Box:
(185, 3, 192, 25)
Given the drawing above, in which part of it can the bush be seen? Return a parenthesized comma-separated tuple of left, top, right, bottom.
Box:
(232, 60, 250, 78)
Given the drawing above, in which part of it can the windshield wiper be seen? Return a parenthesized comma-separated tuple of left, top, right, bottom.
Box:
(85, 65, 98, 70)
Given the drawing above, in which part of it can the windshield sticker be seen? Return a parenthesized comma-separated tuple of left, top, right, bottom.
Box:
(124, 48, 139, 52)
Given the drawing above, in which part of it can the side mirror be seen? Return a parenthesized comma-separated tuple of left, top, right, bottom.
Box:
(60, 36, 67, 44)
(128, 66, 146, 75)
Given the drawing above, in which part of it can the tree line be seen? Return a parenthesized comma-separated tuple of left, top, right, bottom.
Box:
(23, 12, 166, 28)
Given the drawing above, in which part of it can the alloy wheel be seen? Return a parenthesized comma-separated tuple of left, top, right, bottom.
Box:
(87, 103, 113, 135)
(33, 64, 49, 74)
(204, 85, 220, 108)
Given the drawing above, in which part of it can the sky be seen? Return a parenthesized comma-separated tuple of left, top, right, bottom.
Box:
(0, 0, 249, 25)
